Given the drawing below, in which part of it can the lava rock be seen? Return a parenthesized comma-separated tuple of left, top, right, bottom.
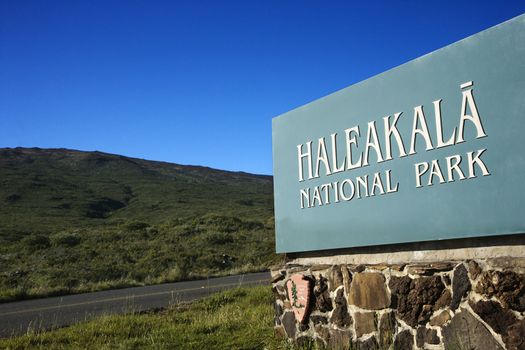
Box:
(470, 299, 517, 335)
(282, 311, 297, 338)
(274, 301, 283, 325)
(341, 265, 352, 293)
(272, 284, 286, 301)
(407, 262, 454, 275)
(505, 319, 525, 350)
(378, 311, 396, 349)
(298, 322, 309, 332)
(328, 265, 344, 291)
(476, 270, 525, 312)
(348, 272, 390, 310)
(296, 336, 313, 347)
(394, 330, 413, 350)
(443, 309, 504, 350)
(271, 270, 286, 283)
(328, 329, 352, 350)
(313, 274, 333, 313)
(429, 310, 451, 327)
(389, 275, 445, 327)
(355, 336, 379, 350)
(451, 264, 471, 310)
(434, 289, 452, 310)
(314, 325, 330, 344)
(416, 327, 440, 347)
(354, 312, 376, 338)
(330, 288, 352, 328)
(468, 260, 482, 279)
(310, 315, 328, 325)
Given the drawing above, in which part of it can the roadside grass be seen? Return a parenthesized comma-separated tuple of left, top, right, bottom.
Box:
(0, 286, 295, 350)
(0, 261, 271, 304)
(0, 214, 280, 303)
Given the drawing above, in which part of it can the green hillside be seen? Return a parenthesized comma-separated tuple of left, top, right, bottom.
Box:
(0, 147, 278, 301)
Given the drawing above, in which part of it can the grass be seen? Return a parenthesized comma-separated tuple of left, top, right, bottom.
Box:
(0, 148, 280, 302)
(0, 286, 294, 350)
(0, 214, 280, 302)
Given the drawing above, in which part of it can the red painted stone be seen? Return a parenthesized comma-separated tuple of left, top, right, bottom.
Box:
(286, 274, 311, 323)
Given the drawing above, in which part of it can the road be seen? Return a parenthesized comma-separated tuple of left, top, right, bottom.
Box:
(0, 271, 270, 338)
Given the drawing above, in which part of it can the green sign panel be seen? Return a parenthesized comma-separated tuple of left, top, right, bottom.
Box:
(272, 14, 525, 253)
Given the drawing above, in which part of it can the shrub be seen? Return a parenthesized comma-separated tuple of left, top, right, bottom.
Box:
(5, 193, 21, 203)
(51, 232, 81, 247)
(206, 232, 234, 245)
(22, 234, 50, 250)
(122, 221, 150, 231)
(195, 214, 264, 232)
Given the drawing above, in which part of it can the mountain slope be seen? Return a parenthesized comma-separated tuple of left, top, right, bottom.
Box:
(0, 147, 273, 235)
(0, 147, 277, 301)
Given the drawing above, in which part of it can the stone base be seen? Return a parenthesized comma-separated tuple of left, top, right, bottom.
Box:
(272, 239, 525, 349)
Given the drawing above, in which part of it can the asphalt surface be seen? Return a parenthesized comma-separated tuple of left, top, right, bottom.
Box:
(0, 271, 270, 338)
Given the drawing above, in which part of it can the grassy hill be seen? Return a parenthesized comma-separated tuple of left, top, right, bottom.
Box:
(0, 147, 278, 301)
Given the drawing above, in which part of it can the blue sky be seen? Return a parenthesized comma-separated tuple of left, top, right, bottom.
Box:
(1, 1, 524, 175)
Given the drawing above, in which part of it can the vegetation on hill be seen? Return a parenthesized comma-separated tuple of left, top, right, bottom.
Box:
(0, 147, 279, 301)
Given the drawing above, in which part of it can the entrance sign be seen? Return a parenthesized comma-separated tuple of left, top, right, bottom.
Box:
(272, 14, 525, 253)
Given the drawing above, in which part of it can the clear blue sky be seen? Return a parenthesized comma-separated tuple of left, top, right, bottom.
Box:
(1, 1, 524, 175)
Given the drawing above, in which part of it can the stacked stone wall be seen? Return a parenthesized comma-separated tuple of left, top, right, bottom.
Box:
(272, 257, 525, 349)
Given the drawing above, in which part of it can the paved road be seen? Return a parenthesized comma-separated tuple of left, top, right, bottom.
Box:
(0, 271, 270, 338)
